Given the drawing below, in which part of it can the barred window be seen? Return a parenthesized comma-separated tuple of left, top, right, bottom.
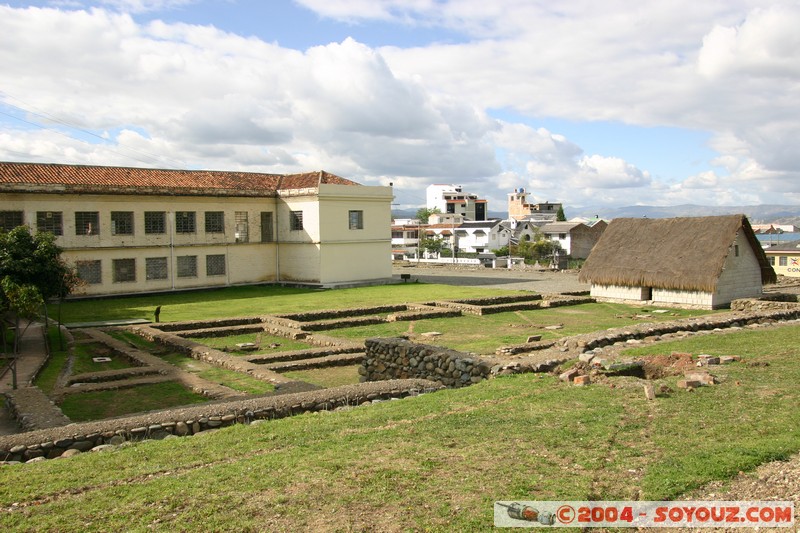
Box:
(111, 211, 134, 235)
(205, 211, 224, 233)
(112, 258, 136, 283)
(290, 210, 303, 231)
(175, 211, 196, 234)
(144, 211, 166, 234)
(76, 260, 102, 284)
(146, 257, 168, 280)
(768, 256, 775, 266)
(235, 211, 248, 243)
(0, 211, 23, 232)
(75, 212, 100, 236)
(260, 212, 274, 242)
(779, 256, 788, 267)
(349, 210, 363, 230)
(177, 255, 197, 278)
(206, 254, 226, 276)
(37, 211, 63, 236)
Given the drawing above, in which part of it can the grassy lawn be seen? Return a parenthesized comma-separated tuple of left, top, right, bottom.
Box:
(187, 332, 314, 355)
(59, 382, 208, 422)
(55, 283, 526, 324)
(281, 365, 362, 388)
(33, 327, 69, 395)
(327, 302, 714, 354)
(160, 352, 275, 395)
(3, 325, 797, 530)
(70, 342, 136, 375)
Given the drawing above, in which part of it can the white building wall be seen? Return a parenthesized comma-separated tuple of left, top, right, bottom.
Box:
(590, 284, 649, 300)
(711, 232, 764, 307)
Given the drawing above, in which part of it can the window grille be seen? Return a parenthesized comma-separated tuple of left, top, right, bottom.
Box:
(76, 260, 102, 284)
(175, 212, 196, 234)
(75, 212, 100, 235)
(111, 211, 134, 235)
(36, 212, 63, 235)
(177, 255, 197, 277)
(0, 211, 23, 232)
(144, 212, 166, 234)
(112, 258, 136, 283)
(235, 211, 248, 243)
(290, 211, 303, 231)
(349, 210, 363, 230)
(146, 257, 168, 280)
(205, 211, 224, 233)
(206, 254, 226, 276)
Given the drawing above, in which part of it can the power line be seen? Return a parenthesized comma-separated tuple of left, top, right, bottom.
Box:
(0, 92, 188, 169)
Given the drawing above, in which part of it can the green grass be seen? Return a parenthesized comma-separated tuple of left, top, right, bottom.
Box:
(33, 327, 69, 395)
(327, 302, 714, 354)
(70, 342, 136, 375)
(59, 382, 208, 422)
(187, 333, 314, 355)
(56, 283, 526, 324)
(281, 365, 361, 388)
(3, 324, 798, 531)
(159, 352, 274, 395)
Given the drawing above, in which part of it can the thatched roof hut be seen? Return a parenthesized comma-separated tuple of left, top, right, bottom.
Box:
(579, 215, 775, 295)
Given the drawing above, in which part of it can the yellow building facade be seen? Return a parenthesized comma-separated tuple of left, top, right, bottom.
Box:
(764, 241, 800, 278)
(0, 163, 393, 296)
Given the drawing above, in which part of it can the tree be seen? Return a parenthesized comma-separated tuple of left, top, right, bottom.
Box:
(556, 205, 566, 221)
(415, 207, 441, 225)
(419, 235, 445, 257)
(0, 226, 77, 354)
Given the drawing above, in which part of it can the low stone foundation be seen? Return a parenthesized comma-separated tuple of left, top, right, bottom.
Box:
(0, 379, 442, 462)
(731, 295, 800, 312)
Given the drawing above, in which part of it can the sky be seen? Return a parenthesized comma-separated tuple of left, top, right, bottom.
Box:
(1, 0, 799, 213)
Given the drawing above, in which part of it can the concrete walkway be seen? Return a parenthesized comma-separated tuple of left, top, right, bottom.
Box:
(0, 321, 49, 435)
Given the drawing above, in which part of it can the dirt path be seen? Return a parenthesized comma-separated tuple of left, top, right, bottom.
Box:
(392, 263, 589, 293)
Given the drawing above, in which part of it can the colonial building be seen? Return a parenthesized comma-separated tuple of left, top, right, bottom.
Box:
(0, 162, 393, 296)
(579, 215, 775, 309)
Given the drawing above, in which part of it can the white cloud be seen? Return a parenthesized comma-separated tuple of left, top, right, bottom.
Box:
(2, 2, 800, 210)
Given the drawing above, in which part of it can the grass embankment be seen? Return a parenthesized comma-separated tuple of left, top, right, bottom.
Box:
(3, 325, 798, 531)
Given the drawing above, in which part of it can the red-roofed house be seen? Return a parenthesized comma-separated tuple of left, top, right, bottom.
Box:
(0, 162, 393, 295)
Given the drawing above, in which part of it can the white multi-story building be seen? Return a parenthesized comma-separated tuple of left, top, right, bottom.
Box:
(0, 162, 394, 296)
(426, 184, 487, 221)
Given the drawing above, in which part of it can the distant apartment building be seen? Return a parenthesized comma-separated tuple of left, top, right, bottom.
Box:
(508, 188, 562, 223)
(0, 162, 394, 296)
(426, 184, 487, 221)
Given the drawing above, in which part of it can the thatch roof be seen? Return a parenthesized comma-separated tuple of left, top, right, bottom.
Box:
(578, 215, 776, 292)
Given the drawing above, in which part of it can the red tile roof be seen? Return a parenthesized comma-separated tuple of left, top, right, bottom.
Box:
(0, 162, 359, 197)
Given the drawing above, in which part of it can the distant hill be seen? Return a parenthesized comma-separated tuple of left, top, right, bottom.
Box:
(569, 204, 800, 224)
(392, 204, 800, 225)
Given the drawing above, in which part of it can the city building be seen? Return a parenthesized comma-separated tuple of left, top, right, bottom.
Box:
(507, 188, 562, 223)
(0, 162, 393, 296)
(764, 240, 800, 278)
(426, 184, 487, 221)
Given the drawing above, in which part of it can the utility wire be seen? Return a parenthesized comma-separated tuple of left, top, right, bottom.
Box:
(0, 92, 188, 169)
